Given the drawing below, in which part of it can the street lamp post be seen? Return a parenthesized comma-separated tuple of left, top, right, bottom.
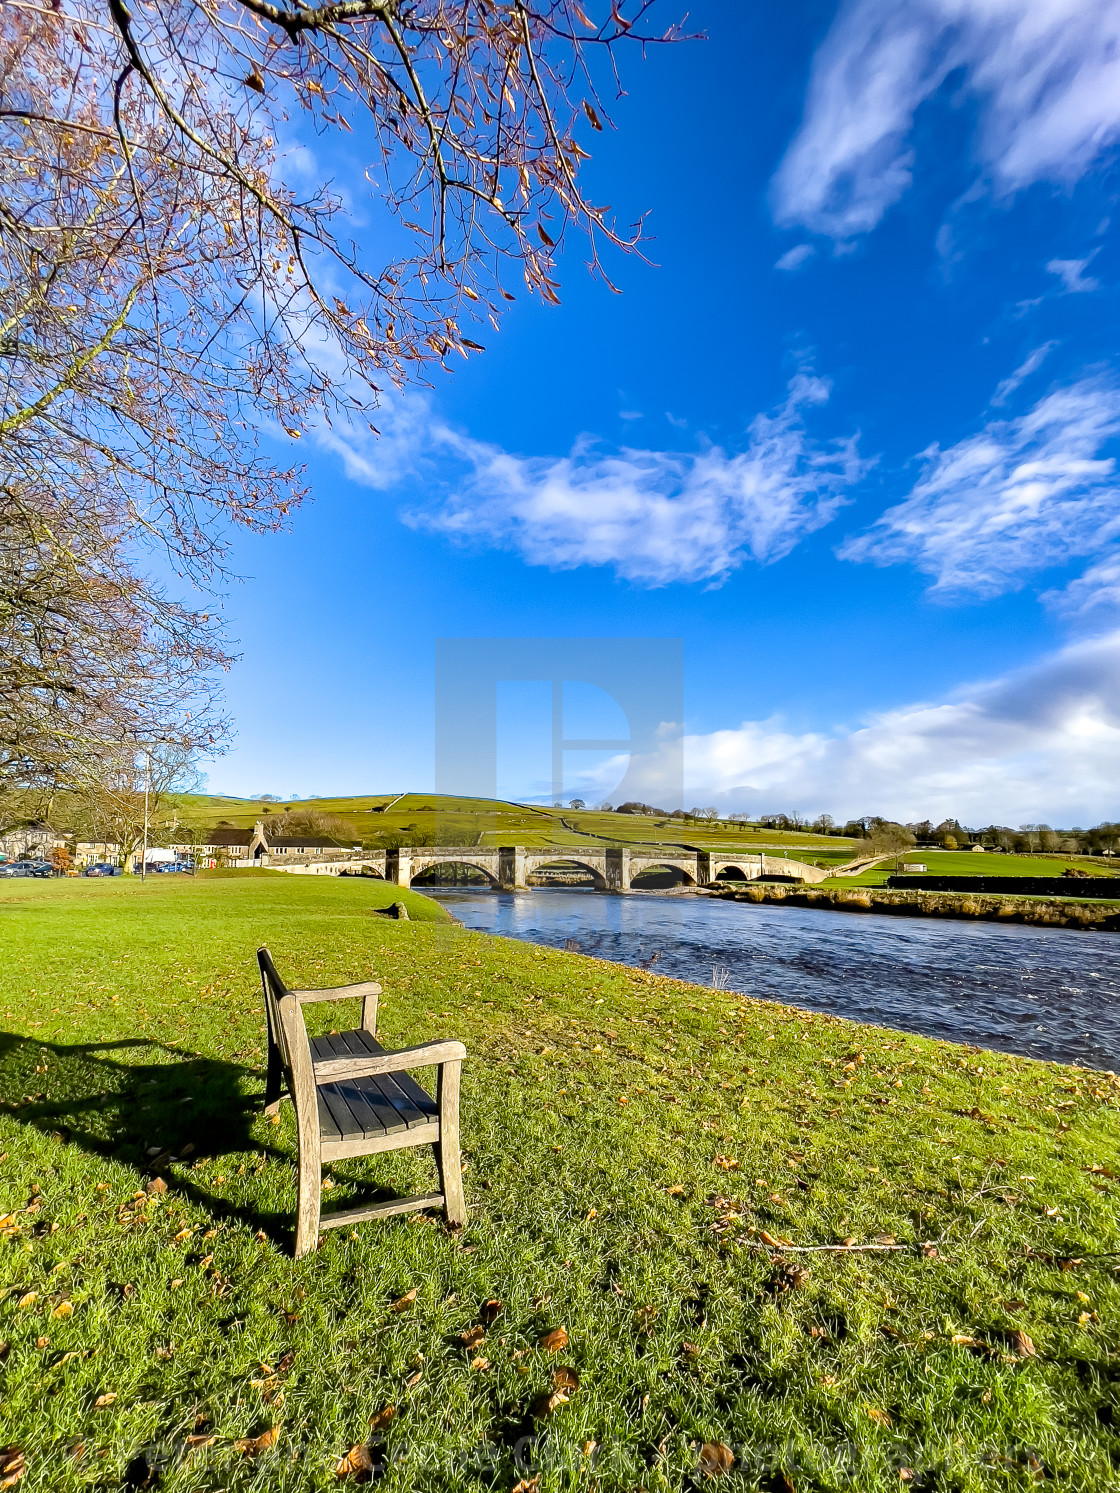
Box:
(141, 747, 151, 882)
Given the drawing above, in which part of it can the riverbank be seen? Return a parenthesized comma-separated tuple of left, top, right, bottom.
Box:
(2, 874, 1119, 1489)
(709, 881, 1120, 931)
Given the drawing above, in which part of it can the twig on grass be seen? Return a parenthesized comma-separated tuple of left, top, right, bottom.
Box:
(741, 1240, 910, 1254)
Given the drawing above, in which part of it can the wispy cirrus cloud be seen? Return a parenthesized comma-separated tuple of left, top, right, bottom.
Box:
(772, 0, 1120, 241)
(840, 376, 1120, 595)
(991, 341, 1056, 406)
(1043, 550, 1120, 618)
(390, 374, 867, 586)
(1046, 255, 1101, 294)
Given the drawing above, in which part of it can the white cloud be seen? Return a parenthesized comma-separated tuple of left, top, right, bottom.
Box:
(773, 0, 1120, 239)
(991, 341, 1056, 405)
(1046, 256, 1101, 293)
(672, 631, 1120, 825)
(405, 374, 867, 586)
(1043, 549, 1120, 618)
(775, 243, 815, 271)
(312, 391, 444, 490)
(840, 377, 1120, 595)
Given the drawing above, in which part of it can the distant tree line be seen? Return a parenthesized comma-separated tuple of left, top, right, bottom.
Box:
(596, 803, 1120, 857)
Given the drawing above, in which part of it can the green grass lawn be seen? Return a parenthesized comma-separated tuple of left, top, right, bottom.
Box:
(1, 876, 1118, 1490)
(824, 850, 1118, 888)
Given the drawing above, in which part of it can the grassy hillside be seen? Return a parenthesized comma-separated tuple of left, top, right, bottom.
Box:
(1, 875, 1117, 1490)
(171, 791, 859, 855)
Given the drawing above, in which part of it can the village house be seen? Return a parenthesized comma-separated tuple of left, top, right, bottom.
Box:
(0, 822, 69, 862)
(177, 821, 363, 869)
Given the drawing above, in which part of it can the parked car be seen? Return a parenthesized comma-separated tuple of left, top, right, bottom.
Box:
(0, 860, 51, 878)
(0, 861, 28, 878)
(82, 862, 122, 877)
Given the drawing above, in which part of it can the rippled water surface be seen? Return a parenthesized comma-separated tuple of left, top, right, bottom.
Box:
(431, 889, 1120, 1070)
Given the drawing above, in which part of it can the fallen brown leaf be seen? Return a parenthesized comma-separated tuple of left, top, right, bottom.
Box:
(51, 1302, 72, 1320)
(1011, 1329, 1036, 1357)
(867, 1406, 892, 1425)
(389, 1289, 416, 1313)
(403, 1369, 422, 1388)
(480, 1298, 503, 1325)
(699, 1442, 735, 1477)
(93, 1393, 117, 1408)
(680, 1341, 701, 1358)
(335, 1443, 375, 1480)
(234, 1427, 280, 1455)
(531, 1387, 571, 1419)
(552, 1366, 580, 1392)
(511, 1478, 539, 1493)
(15, 1293, 37, 1310)
(666, 1184, 685, 1196)
(0, 1447, 26, 1489)
(539, 1326, 568, 1353)
(145, 1177, 168, 1196)
(368, 1405, 395, 1433)
(460, 1324, 486, 1350)
(469, 1356, 490, 1372)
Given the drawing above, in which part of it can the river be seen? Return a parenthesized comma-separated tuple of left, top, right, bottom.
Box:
(430, 888, 1120, 1071)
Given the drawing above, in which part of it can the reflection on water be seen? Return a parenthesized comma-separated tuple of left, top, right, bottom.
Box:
(432, 888, 1120, 1070)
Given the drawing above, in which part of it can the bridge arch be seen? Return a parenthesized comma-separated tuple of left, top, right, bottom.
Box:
(408, 857, 499, 888)
(525, 856, 608, 890)
(630, 861, 697, 887)
(714, 864, 750, 882)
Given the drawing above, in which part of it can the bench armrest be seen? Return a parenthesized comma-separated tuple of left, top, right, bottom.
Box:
(293, 981, 382, 1004)
(313, 1039, 465, 1084)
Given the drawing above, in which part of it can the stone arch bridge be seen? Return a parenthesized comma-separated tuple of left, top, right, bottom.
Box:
(369, 846, 829, 892)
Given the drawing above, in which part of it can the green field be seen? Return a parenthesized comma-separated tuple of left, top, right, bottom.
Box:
(827, 850, 1120, 887)
(2, 875, 1118, 1490)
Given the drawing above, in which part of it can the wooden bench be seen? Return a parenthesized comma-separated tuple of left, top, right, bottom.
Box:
(257, 947, 466, 1257)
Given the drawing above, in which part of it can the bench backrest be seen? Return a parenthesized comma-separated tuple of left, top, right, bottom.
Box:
(257, 945, 292, 1071)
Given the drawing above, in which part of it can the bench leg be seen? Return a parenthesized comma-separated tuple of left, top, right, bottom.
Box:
(436, 1059, 466, 1227)
(293, 1107, 322, 1259)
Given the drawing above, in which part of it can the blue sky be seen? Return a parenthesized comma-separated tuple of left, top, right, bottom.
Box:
(206, 0, 1120, 827)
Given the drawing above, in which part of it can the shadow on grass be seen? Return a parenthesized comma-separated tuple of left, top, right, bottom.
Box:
(0, 1030, 300, 1244)
(0, 1032, 438, 1251)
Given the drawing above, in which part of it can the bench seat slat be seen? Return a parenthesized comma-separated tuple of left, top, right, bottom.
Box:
(311, 1029, 437, 1130)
